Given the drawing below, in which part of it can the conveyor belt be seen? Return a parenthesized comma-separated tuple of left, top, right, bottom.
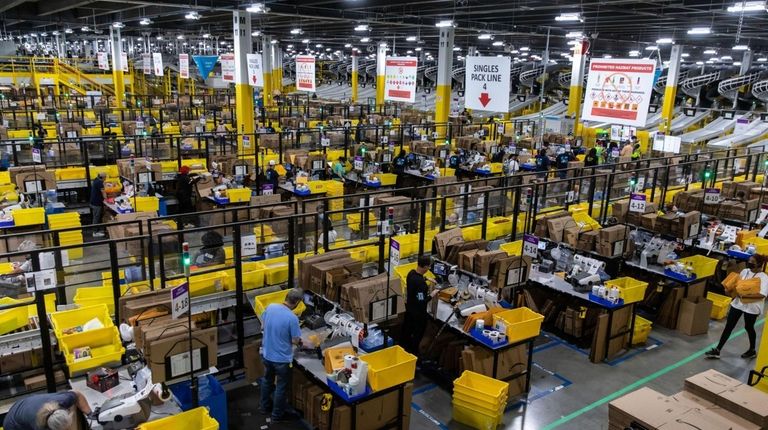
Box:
(649, 110, 710, 134)
(508, 97, 536, 113)
(514, 103, 567, 121)
(708, 120, 768, 148)
(680, 116, 741, 144)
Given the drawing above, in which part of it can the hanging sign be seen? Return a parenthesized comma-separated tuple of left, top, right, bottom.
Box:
(97, 52, 109, 70)
(464, 56, 511, 113)
(246, 53, 264, 87)
(152, 53, 164, 76)
(581, 58, 656, 127)
(522, 234, 539, 259)
(389, 239, 400, 268)
(296, 55, 317, 92)
(221, 53, 235, 82)
(192, 55, 219, 80)
(142, 54, 151, 74)
(171, 282, 190, 319)
(121, 52, 128, 73)
(629, 193, 647, 213)
(704, 188, 721, 205)
(179, 54, 189, 79)
(384, 57, 418, 103)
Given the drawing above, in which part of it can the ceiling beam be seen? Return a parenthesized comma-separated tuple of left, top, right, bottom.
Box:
(0, 0, 29, 14)
(38, 0, 98, 17)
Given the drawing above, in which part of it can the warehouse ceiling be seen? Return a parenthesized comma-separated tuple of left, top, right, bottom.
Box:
(3, 0, 768, 62)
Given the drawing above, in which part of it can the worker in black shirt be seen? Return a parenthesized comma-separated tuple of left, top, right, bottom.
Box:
(402, 255, 438, 355)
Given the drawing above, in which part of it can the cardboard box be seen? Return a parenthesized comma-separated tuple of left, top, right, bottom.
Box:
(340, 273, 403, 323)
(473, 250, 507, 277)
(599, 225, 626, 243)
(677, 296, 712, 336)
(640, 213, 658, 230)
(325, 266, 362, 302)
(546, 215, 573, 243)
(133, 313, 212, 350)
(434, 228, 464, 259)
(15, 170, 56, 193)
(458, 249, 479, 273)
(119, 289, 172, 324)
(244, 340, 264, 383)
(146, 327, 217, 383)
(309, 258, 361, 297)
(298, 250, 350, 294)
(596, 240, 625, 258)
(669, 391, 760, 430)
(678, 211, 701, 239)
(24, 370, 66, 390)
(685, 369, 768, 428)
(563, 224, 580, 247)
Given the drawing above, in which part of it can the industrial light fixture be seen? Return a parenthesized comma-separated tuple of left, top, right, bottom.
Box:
(721, 55, 733, 60)
(344, 43, 351, 48)
(555, 13, 583, 22)
(137, 37, 144, 41)
(40, 32, 47, 36)
(315, 43, 323, 47)
(682, 53, 690, 57)
(140, 18, 152, 26)
(407, 50, 413, 54)
(156, 35, 163, 40)
(566, 40, 578, 46)
(51, 31, 59, 36)
(733, 44, 750, 50)
(435, 20, 454, 27)
(112, 22, 124, 28)
(492, 41, 504, 46)
(406, 36, 417, 42)
(510, 49, 519, 54)
(354, 24, 369, 31)
(325, 47, 331, 51)
(247, 3, 267, 13)
(656, 38, 674, 44)
(687, 27, 711, 35)
(185, 11, 200, 20)
(379, 41, 387, 47)
(478, 33, 493, 40)
(290, 28, 302, 35)
(81, 26, 90, 32)
(271, 39, 278, 44)
(727, 1, 766, 12)
(301, 38, 309, 43)
(64, 28, 73, 34)
(415, 47, 422, 51)
(629, 50, 640, 57)
(696, 61, 704, 65)
(202, 33, 210, 38)
(360, 37, 370, 43)
(287, 44, 294, 48)
(645, 45, 658, 50)
(703, 49, 717, 54)
(177, 35, 184, 40)
(734, 61, 743, 66)
(565, 31, 583, 38)
(710, 56, 719, 61)
(453, 46, 461, 51)
(520, 46, 529, 51)
(759, 57, 768, 62)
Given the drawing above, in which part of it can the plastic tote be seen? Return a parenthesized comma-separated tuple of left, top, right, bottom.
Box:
(491, 307, 544, 343)
(363, 345, 417, 392)
(707, 292, 733, 320)
(136, 407, 219, 430)
(452, 401, 503, 430)
(170, 375, 227, 430)
(632, 315, 652, 345)
(453, 370, 509, 406)
(604, 277, 649, 304)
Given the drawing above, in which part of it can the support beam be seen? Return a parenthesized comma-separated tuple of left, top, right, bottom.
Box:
(271, 44, 282, 97)
(234, 10, 254, 155)
(110, 26, 125, 108)
(567, 38, 588, 124)
(351, 53, 358, 104)
(375, 42, 387, 110)
(660, 45, 682, 134)
(38, 0, 95, 16)
(0, 0, 27, 14)
(434, 26, 454, 138)
(262, 36, 273, 108)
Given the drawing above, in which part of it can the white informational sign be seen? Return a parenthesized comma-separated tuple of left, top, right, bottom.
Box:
(610, 125, 636, 142)
(25, 269, 57, 293)
(242, 135, 251, 149)
(221, 53, 235, 82)
(142, 54, 151, 74)
(389, 239, 400, 268)
(31, 148, 41, 163)
(321, 137, 330, 147)
(97, 52, 109, 70)
(464, 56, 511, 113)
(629, 193, 647, 213)
(581, 58, 656, 127)
(241, 234, 257, 257)
(652, 132, 681, 153)
(246, 53, 263, 87)
(384, 57, 418, 103)
(179, 54, 189, 79)
(171, 282, 190, 319)
(152, 53, 164, 76)
(169, 348, 202, 378)
(522, 234, 539, 259)
(121, 52, 128, 73)
(296, 55, 316, 92)
(704, 188, 721, 205)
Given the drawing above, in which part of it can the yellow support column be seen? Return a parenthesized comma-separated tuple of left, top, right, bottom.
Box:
(661, 45, 682, 134)
(262, 36, 273, 107)
(271, 43, 282, 96)
(110, 27, 126, 108)
(375, 42, 386, 110)
(567, 38, 588, 124)
(434, 26, 454, 138)
(234, 11, 255, 154)
(351, 53, 358, 103)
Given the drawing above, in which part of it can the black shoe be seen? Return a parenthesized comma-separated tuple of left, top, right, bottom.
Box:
(258, 408, 270, 416)
(741, 350, 757, 359)
(705, 348, 721, 359)
(271, 410, 300, 422)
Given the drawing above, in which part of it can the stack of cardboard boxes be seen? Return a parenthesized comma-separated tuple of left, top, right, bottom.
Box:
(613, 200, 701, 240)
(609, 370, 768, 430)
(340, 274, 403, 323)
(674, 181, 760, 222)
(534, 212, 626, 258)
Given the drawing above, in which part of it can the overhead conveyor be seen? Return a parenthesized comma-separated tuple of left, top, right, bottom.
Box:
(514, 102, 567, 121)
(648, 109, 710, 134)
(679, 115, 742, 144)
(509, 97, 537, 113)
(708, 119, 768, 148)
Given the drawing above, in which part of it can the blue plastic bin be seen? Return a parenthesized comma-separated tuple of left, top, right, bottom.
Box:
(170, 375, 228, 430)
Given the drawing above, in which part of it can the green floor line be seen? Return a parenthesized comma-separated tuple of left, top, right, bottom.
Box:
(542, 319, 765, 430)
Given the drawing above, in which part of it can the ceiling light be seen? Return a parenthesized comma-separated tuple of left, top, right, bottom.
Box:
(202, 33, 210, 38)
(453, 47, 461, 51)
(39, 32, 46, 37)
(566, 40, 578, 46)
(247, 3, 267, 13)
(185, 11, 200, 20)
(492, 41, 504, 46)
(645, 45, 658, 51)
(510, 49, 519, 54)
(64, 28, 73, 34)
(415, 47, 422, 51)
(704, 49, 717, 54)
(628, 50, 640, 57)
(656, 38, 674, 44)
(251, 31, 261, 37)
(406, 36, 417, 42)
(759, 57, 768, 62)
(360, 37, 370, 43)
(354, 25, 369, 31)
(112, 22, 124, 28)
(520, 47, 530, 51)
(156, 35, 163, 40)
(301, 39, 309, 44)
(603, 54, 612, 59)
(734, 61, 743, 66)
(520, 52, 529, 57)
(682, 53, 690, 57)
(290, 28, 302, 35)
(566, 31, 583, 38)
(407, 50, 413, 54)
(478, 33, 493, 40)
(51, 31, 59, 36)
(555, 13, 583, 22)
(696, 61, 704, 65)
(137, 37, 144, 41)
(710, 57, 720, 61)
(177, 35, 184, 40)
(721, 55, 733, 60)
(687, 27, 711, 35)
(435, 20, 454, 27)
(81, 26, 90, 32)
(139, 18, 152, 26)
(287, 44, 294, 48)
(727, 1, 766, 12)
(271, 39, 278, 44)
(379, 42, 387, 47)
(315, 43, 322, 48)
(733, 44, 750, 50)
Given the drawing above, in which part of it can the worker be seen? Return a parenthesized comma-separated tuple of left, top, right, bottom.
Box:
(0, 241, 37, 297)
(215, 122, 227, 146)
(90, 172, 107, 238)
(175, 166, 199, 228)
(706, 254, 768, 360)
(259, 287, 304, 422)
(33, 121, 46, 151)
(620, 141, 633, 159)
(584, 147, 599, 167)
(265, 160, 279, 192)
(555, 147, 574, 180)
(193, 231, 226, 267)
(3, 390, 91, 430)
(460, 108, 473, 124)
(317, 204, 337, 246)
(392, 150, 407, 187)
(534, 148, 550, 179)
(331, 157, 346, 179)
(631, 143, 642, 161)
(504, 153, 520, 175)
(402, 255, 438, 356)
(594, 140, 606, 164)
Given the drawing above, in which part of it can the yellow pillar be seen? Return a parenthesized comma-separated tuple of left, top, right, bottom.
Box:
(567, 38, 587, 124)
(234, 10, 255, 154)
(661, 45, 682, 134)
(434, 27, 454, 138)
(375, 43, 386, 110)
(110, 27, 126, 108)
(271, 43, 282, 96)
(351, 53, 358, 103)
(262, 36, 273, 107)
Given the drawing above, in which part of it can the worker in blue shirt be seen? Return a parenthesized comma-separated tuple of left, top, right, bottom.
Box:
(260, 288, 304, 422)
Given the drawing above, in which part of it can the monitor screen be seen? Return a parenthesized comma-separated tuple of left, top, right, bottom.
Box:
(433, 261, 448, 276)
(138, 172, 152, 184)
(234, 165, 248, 176)
(24, 180, 44, 193)
(382, 154, 391, 163)
(312, 160, 324, 170)
(303, 292, 314, 307)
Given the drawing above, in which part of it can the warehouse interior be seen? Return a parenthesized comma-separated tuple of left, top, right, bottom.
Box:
(2, 1, 768, 429)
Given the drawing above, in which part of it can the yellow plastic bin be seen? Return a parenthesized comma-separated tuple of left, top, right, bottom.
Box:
(11, 208, 45, 226)
(707, 292, 732, 320)
(134, 196, 159, 212)
(60, 326, 125, 374)
(261, 258, 288, 285)
(50, 304, 113, 338)
(452, 401, 502, 430)
(227, 187, 252, 203)
(632, 315, 652, 345)
(492, 307, 544, 343)
(136, 407, 219, 430)
(453, 370, 509, 406)
(676, 255, 719, 279)
(0, 298, 31, 335)
(604, 277, 648, 304)
(500, 240, 523, 256)
(253, 290, 306, 320)
(363, 345, 417, 392)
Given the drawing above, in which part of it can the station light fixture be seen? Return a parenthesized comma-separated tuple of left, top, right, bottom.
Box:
(687, 27, 711, 35)
(177, 35, 185, 40)
(137, 37, 144, 41)
(202, 33, 210, 38)
(407, 50, 413, 54)
(140, 18, 152, 26)
(758, 57, 768, 62)
(453, 46, 461, 51)
(734, 61, 743, 66)
(477, 33, 493, 40)
(316, 43, 323, 47)
(301, 39, 309, 44)
(360, 37, 370, 43)
(555, 13, 583, 22)
(645, 45, 658, 51)
(406, 36, 417, 42)
(733, 44, 750, 50)
(603, 54, 613, 59)
(344, 43, 351, 48)
(247, 3, 267, 13)
(156, 35, 163, 40)
(51, 31, 59, 36)
(656, 38, 674, 44)
(287, 44, 294, 48)
(520, 46, 530, 51)
(112, 22, 124, 28)
(565, 31, 583, 38)
(566, 40, 578, 46)
(354, 25, 369, 31)
(727, 1, 767, 12)
(185, 11, 201, 20)
(271, 39, 278, 44)
(492, 41, 504, 46)
(435, 20, 454, 27)
(64, 28, 73, 34)
(290, 28, 303, 35)
(414, 47, 422, 51)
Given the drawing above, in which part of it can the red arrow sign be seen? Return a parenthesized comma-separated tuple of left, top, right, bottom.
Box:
(252, 75, 257, 84)
(479, 92, 491, 107)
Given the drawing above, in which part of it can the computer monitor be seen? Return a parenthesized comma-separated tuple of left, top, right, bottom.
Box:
(303, 292, 315, 307)
(24, 180, 44, 193)
(234, 165, 248, 176)
(432, 261, 448, 276)
(312, 160, 324, 171)
(382, 153, 392, 163)
(138, 172, 152, 184)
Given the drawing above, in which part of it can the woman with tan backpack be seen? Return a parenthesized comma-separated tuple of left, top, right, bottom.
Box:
(706, 255, 768, 360)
